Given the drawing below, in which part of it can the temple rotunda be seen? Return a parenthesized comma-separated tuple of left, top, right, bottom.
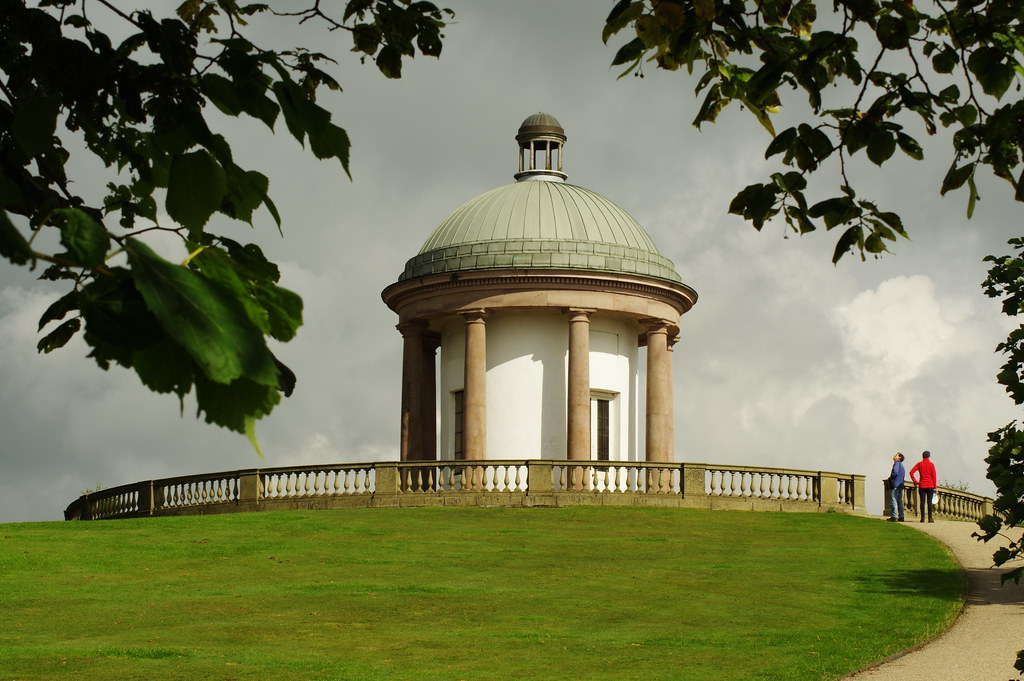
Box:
(381, 113, 698, 466)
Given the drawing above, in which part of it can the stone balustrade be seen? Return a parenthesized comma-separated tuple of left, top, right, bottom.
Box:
(883, 483, 995, 522)
(64, 460, 868, 520)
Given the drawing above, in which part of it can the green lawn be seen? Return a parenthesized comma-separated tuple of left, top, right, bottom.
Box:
(0, 507, 963, 681)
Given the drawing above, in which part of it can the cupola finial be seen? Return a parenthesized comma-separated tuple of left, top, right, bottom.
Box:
(514, 112, 567, 182)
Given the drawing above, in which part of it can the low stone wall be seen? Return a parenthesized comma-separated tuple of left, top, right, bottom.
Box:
(882, 482, 994, 522)
(64, 460, 867, 521)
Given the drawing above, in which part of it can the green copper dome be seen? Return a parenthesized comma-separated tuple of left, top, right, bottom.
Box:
(397, 114, 683, 284)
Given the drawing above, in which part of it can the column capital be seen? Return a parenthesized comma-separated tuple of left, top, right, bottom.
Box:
(459, 308, 488, 324)
(640, 317, 675, 334)
(564, 307, 596, 321)
(396, 319, 429, 337)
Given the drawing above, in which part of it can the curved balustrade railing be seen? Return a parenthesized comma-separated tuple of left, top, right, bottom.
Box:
(884, 483, 995, 522)
(64, 460, 868, 520)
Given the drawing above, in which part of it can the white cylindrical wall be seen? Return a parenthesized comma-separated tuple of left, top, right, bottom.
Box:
(438, 309, 639, 461)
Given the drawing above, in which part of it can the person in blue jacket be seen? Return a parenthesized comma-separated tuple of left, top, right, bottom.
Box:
(887, 452, 906, 522)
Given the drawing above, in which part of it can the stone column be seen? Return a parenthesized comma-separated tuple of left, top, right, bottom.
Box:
(644, 320, 674, 463)
(462, 310, 488, 460)
(398, 320, 428, 461)
(566, 308, 594, 461)
(421, 332, 441, 462)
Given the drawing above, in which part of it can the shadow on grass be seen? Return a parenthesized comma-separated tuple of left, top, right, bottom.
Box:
(854, 568, 964, 602)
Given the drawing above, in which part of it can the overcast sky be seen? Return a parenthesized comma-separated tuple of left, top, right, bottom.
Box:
(1, 1, 1019, 522)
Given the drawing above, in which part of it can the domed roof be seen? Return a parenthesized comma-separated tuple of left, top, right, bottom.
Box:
(396, 113, 684, 284)
(399, 181, 683, 283)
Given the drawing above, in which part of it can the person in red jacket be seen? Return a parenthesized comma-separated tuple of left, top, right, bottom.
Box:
(909, 451, 937, 523)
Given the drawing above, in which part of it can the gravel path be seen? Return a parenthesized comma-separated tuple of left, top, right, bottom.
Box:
(841, 519, 1024, 681)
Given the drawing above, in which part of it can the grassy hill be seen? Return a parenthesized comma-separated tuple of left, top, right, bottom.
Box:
(0, 506, 962, 681)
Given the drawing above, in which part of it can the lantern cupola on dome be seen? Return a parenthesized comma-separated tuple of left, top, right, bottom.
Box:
(514, 112, 567, 182)
(396, 113, 689, 285)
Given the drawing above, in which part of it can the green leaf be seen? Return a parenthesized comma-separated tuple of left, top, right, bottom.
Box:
(352, 23, 381, 55)
(832, 225, 863, 264)
(808, 196, 859, 229)
(875, 15, 912, 50)
(201, 73, 243, 116)
(165, 151, 227, 235)
(190, 243, 302, 342)
(603, 1, 643, 43)
(193, 372, 280, 433)
(787, 0, 816, 36)
(611, 37, 645, 66)
(842, 119, 871, 155)
(221, 164, 273, 225)
(941, 162, 975, 195)
(375, 45, 402, 79)
(729, 183, 780, 230)
(895, 132, 924, 160)
(131, 337, 194, 397)
(765, 127, 798, 159)
(56, 208, 110, 268)
(0, 211, 34, 266)
(38, 290, 80, 331)
(798, 124, 833, 162)
(931, 46, 958, 74)
(12, 95, 59, 158)
(693, 0, 716, 21)
(245, 415, 265, 458)
(967, 173, 979, 219)
(37, 318, 81, 353)
(254, 284, 303, 342)
(307, 121, 351, 176)
(866, 127, 896, 166)
(125, 238, 278, 387)
(968, 47, 1014, 99)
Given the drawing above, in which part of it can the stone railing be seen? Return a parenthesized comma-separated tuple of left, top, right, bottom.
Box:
(64, 460, 866, 520)
(882, 483, 994, 522)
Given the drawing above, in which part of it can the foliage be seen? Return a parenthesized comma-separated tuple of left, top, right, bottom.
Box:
(603, 0, 1024, 264)
(603, 2, 1024, 674)
(0, 0, 450, 446)
(978, 238, 1024, 675)
(939, 479, 971, 492)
